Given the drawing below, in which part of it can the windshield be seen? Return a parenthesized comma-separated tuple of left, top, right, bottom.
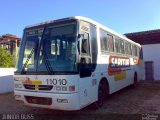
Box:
(16, 23, 78, 74)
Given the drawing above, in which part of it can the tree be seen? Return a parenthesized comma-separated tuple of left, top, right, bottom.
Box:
(0, 47, 15, 68)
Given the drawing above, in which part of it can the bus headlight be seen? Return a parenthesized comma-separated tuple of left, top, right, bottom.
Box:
(14, 95, 21, 98)
(14, 77, 29, 81)
(15, 84, 23, 88)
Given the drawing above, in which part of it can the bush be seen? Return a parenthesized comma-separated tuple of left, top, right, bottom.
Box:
(0, 47, 15, 68)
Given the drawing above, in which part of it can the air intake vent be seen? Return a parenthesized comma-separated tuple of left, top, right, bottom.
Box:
(25, 96, 52, 105)
(23, 84, 53, 91)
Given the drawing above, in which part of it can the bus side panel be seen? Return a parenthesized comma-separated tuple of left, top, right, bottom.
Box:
(79, 73, 99, 108)
(96, 55, 134, 94)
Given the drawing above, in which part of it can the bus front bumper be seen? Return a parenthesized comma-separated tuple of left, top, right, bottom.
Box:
(14, 90, 80, 111)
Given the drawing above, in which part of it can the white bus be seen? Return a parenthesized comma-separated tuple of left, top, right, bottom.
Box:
(14, 16, 144, 110)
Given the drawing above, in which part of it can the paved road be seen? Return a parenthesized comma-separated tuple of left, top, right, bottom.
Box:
(0, 81, 160, 120)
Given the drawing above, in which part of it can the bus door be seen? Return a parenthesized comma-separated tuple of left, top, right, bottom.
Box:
(78, 31, 93, 107)
(80, 32, 92, 77)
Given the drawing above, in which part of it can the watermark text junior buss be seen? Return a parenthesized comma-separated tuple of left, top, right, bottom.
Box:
(2, 114, 34, 120)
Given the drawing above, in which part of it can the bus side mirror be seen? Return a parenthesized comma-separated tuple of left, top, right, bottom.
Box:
(80, 67, 91, 78)
(77, 40, 80, 54)
(77, 34, 82, 54)
(77, 34, 84, 54)
(78, 34, 83, 38)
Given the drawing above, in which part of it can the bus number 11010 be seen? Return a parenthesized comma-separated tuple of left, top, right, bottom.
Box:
(46, 79, 67, 85)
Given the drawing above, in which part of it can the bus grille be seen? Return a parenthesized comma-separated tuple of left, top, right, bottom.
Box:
(25, 96, 52, 105)
(23, 84, 53, 91)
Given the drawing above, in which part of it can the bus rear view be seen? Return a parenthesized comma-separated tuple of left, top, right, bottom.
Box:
(14, 17, 81, 110)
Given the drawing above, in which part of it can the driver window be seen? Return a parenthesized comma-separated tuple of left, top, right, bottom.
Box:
(81, 33, 90, 55)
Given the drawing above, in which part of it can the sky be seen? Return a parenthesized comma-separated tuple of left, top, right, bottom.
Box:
(0, 0, 160, 37)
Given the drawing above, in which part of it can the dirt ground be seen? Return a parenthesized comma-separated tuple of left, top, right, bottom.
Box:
(0, 81, 160, 120)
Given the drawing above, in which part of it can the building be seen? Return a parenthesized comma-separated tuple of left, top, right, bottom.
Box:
(125, 29, 160, 81)
(0, 34, 21, 59)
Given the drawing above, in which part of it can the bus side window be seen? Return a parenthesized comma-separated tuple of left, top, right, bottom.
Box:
(125, 42, 129, 54)
(89, 24, 97, 71)
(114, 38, 120, 53)
(81, 33, 90, 55)
(100, 30, 108, 52)
(125, 42, 131, 55)
(137, 47, 140, 57)
(132, 45, 137, 56)
(119, 39, 124, 54)
(128, 43, 132, 55)
(107, 34, 114, 52)
(81, 39, 87, 53)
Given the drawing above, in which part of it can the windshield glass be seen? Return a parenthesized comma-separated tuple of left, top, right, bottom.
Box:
(16, 23, 78, 74)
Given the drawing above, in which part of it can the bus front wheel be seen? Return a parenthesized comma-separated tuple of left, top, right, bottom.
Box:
(92, 83, 107, 109)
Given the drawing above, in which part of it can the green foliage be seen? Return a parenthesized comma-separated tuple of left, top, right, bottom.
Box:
(0, 47, 15, 68)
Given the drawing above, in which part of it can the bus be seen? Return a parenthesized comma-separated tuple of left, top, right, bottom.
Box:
(14, 16, 144, 110)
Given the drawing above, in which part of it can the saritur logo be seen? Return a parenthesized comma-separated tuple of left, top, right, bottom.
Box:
(109, 56, 130, 68)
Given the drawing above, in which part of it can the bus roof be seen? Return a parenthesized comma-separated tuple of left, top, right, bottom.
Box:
(25, 16, 141, 47)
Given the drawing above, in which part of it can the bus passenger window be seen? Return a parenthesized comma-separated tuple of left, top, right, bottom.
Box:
(100, 30, 107, 51)
(137, 47, 140, 57)
(114, 38, 120, 53)
(107, 34, 114, 52)
(132, 45, 138, 56)
(125, 42, 131, 55)
(119, 40, 124, 54)
(125, 42, 129, 54)
(128, 43, 131, 55)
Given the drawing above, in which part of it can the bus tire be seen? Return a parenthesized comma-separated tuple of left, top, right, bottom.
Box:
(130, 72, 138, 88)
(133, 72, 138, 87)
(92, 80, 108, 109)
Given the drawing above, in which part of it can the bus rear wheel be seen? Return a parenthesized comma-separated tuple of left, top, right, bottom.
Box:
(130, 73, 138, 88)
(133, 73, 138, 87)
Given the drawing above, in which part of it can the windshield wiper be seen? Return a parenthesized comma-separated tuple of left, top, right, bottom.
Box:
(36, 27, 54, 74)
(21, 48, 34, 74)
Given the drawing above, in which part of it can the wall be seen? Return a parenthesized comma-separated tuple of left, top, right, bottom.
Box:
(0, 68, 14, 94)
(142, 44, 160, 80)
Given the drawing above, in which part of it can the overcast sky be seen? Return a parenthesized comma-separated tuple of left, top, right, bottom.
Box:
(0, 0, 160, 37)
